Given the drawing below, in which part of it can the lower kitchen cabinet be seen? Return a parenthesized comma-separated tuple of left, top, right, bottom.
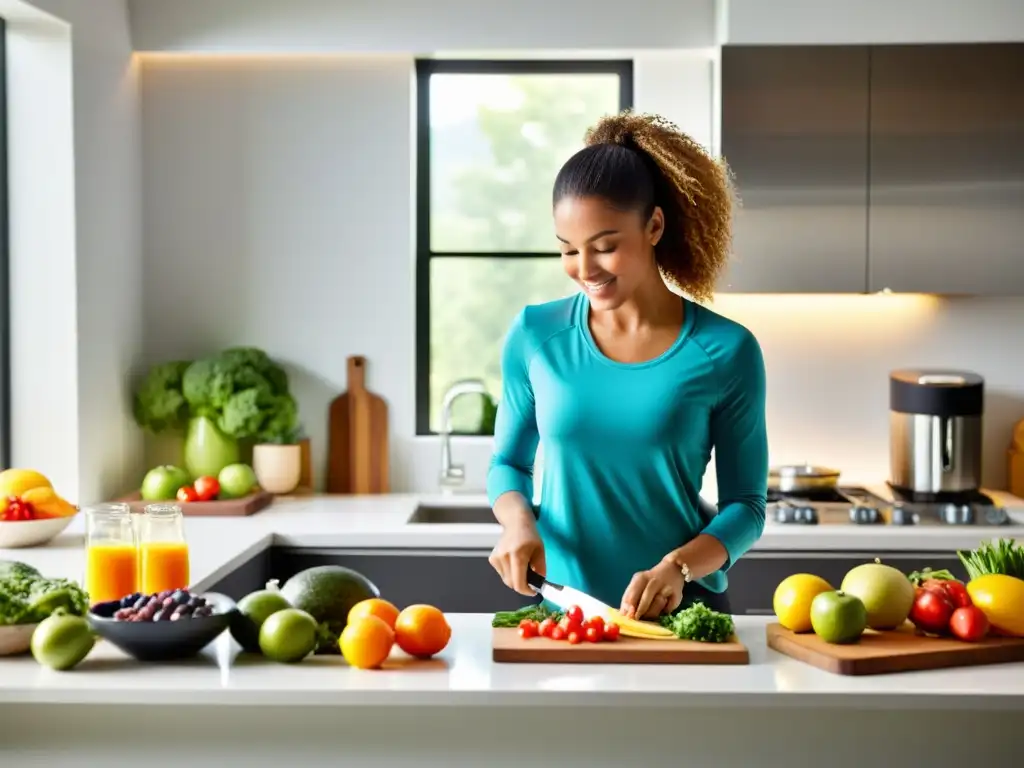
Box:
(206, 547, 964, 619)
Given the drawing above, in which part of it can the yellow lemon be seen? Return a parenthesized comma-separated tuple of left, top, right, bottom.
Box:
(773, 574, 834, 632)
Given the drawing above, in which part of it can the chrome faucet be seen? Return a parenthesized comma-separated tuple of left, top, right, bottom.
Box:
(438, 378, 489, 491)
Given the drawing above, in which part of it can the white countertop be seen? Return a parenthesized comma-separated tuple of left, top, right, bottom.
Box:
(2, 493, 1024, 710)
(0, 612, 1022, 710)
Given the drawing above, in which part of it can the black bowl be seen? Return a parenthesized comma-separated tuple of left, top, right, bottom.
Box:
(87, 592, 238, 662)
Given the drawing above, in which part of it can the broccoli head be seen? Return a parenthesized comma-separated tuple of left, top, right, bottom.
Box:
(132, 360, 191, 432)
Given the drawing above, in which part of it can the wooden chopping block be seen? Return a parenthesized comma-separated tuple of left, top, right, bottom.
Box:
(326, 356, 389, 494)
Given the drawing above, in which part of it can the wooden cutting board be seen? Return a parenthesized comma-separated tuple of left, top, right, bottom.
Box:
(326, 355, 389, 494)
(118, 491, 272, 517)
(492, 628, 749, 664)
(767, 622, 1024, 676)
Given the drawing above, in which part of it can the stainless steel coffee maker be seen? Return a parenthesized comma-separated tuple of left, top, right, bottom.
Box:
(889, 369, 984, 498)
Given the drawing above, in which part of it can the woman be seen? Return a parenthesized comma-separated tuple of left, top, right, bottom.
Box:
(486, 112, 768, 621)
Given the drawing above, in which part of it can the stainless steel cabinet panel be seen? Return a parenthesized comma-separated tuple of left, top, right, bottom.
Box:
(868, 44, 1024, 294)
(720, 46, 870, 293)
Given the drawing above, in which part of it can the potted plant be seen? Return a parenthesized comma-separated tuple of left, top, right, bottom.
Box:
(251, 425, 305, 495)
(131, 347, 300, 479)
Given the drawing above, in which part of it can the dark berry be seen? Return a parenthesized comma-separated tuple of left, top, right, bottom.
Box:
(114, 608, 133, 620)
(162, 596, 176, 608)
(187, 595, 203, 608)
(133, 597, 148, 611)
(153, 609, 172, 621)
(194, 605, 213, 617)
(172, 590, 189, 605)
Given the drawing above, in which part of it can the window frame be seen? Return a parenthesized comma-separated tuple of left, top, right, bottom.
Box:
(0, 19, 10, 470)
(414, 58, 634, 435)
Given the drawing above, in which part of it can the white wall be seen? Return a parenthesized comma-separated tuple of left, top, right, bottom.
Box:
(2, 0, 142, 503)
(139, 51, 1024, 495)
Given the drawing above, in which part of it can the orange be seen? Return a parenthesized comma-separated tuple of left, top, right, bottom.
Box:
(394, 604, 451, 658)
(339, 615, 395, 670)
(348, 598, 400, 630)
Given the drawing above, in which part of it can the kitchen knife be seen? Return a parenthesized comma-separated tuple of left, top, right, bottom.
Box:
(526, 569, 615, 619)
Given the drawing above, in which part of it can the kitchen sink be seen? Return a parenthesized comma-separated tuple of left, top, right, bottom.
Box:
(408, 504, 496, 524)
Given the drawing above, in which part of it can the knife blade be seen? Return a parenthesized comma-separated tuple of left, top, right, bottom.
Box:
(525, 569, 615, 619)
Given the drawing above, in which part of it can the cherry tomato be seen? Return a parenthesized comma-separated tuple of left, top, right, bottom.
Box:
(519, 622, 538, 640)
(941, 581, 972, 609)
(567, 630, 582, 645)
(537, 618, 556, 638)
(550, 626, 567, 641)
(585, 626, 602, 643)
(602, 623, 621, 642)
(583, 616, 605, 633)
(910, 587, 954, 635)
(176, 485, 199, 503)
(950, 605, 989, 642)
(565, 605, 584, 626)
(192, 475, 220, 502)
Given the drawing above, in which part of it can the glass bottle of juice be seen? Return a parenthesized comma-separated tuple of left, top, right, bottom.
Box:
(84, 503, 138, 606)
(140, 504, 190, 594)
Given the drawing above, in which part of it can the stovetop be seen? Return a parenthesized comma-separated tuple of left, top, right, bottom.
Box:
(767, 485, 1013, 526)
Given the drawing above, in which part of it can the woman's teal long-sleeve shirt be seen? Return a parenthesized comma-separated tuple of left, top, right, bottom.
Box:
(486, 292, 768, 608)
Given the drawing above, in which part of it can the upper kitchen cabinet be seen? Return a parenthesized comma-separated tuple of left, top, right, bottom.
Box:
(868, 44, 1024, 294)
(720, 46, 870, 293)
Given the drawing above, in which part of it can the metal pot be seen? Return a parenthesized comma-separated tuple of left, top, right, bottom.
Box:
(768, 464, 841, 494)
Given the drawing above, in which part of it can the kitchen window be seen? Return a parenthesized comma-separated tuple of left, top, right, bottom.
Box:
(415, 59, 633, 435)
(0, 18, 10, 470)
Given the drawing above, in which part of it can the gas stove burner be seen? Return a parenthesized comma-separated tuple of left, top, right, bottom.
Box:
(774, 504, 817, 525)
(936, 503, 1010, 526)
(849, 506, 881, 525)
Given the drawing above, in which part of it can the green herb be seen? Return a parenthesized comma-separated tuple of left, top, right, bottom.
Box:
(957, 538, 1024, 580)
(659, 601, 734, 643)
(491, 604, 562, 628)
(0, 570, 90, 626)
(907, 567, 958, 586)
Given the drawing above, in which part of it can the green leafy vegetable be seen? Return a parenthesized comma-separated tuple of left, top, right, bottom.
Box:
(659, 601, 734, 643)
(907, 567, 958, 586)
(957, 538, 1024, 580)
(132, 346, 299, 443)
(492, 604, 563, 628)
(0, 570, 90, 626)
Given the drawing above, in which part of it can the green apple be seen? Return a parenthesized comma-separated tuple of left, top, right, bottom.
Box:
(218, 463, 258, 499)
(140, 465, 191, 501)
(810, 590, 868, 644)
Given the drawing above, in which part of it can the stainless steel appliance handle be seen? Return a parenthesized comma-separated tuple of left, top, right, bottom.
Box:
(941, 417, 954, 472)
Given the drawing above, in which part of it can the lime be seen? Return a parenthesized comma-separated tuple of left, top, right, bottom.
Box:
(31, 613, 95, 671)
(231, 581, 292, 653)
(258, 608, 318, 663)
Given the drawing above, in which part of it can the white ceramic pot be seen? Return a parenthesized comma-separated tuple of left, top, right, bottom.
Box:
(252, 444, 302, 494)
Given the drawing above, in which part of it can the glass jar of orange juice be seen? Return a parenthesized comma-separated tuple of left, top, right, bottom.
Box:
(140, 504, 190, 594)
(84, 503, 138, 606)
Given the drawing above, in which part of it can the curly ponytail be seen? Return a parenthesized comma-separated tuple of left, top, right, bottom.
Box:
(552, 111, 735, 303)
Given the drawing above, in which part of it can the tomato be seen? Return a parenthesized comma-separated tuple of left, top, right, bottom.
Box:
(3, 497, 35, 521)
(602, 623, 620, 642)
(941, 581, 972, 609)
(910, 587, 955, 635)
(176, 485, 199, 503)
(584, 626, 602, 643)
(950, 605, 989, 642)
(519, 622, 538, 640)
(567, 630, 582, 645)
(550, 626, 567, 641)
(583, 616, 605, 632)
(537, 618, 556, 638)
(565, 605, 584, 626)
(192, 475, 220, 501)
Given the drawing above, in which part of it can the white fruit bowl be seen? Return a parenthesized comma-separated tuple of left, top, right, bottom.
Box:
(0, 516, 76, 548)
(0, 623, 38, 656)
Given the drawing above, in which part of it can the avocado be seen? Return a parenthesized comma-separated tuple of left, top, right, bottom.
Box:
(279, 566, 379, 654)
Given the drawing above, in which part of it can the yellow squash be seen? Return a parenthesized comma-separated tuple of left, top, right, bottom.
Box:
(605, 608, 677, 639)
(966, 574, 1024, 637)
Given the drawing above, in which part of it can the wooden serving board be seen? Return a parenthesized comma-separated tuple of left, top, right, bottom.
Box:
(118, 490, 272, 517)
(326, 355, 389, 494)
(492, 628, 749, 664)
(767, 622, 1024, 676)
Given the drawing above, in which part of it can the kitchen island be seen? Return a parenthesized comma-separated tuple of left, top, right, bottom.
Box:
(2, 495, 1023, 767)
